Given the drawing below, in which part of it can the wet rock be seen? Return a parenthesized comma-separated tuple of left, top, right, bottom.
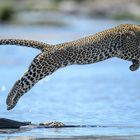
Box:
(40, 121, 65, 128)
(0, 118, 31, 129)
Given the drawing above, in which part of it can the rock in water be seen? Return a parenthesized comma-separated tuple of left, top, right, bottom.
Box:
(0, 118, 31, 129)
(40, 121, 65, 128)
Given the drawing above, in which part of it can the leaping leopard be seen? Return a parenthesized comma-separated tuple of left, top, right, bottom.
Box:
(1, 24, 140, 110)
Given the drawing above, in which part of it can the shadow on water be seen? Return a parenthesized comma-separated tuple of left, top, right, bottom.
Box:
(0, 17, 140, 139)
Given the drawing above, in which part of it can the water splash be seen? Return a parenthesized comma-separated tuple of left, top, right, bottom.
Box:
(0, 85, 6, 92)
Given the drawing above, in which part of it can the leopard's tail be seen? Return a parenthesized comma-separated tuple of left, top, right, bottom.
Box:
(0, 39, 53, 51)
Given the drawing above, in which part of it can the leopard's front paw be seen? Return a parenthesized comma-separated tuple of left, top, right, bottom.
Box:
(129, 59, 139, 71)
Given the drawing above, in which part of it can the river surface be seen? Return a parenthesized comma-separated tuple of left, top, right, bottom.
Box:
(0, 17, 140, 139)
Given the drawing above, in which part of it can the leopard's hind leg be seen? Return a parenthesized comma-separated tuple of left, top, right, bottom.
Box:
(6, 52, 61, 110)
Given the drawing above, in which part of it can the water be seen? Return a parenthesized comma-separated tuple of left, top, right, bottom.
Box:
(0, 17, 140, 139)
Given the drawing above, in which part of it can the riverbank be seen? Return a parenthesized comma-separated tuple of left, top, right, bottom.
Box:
(1, 0, 140, 24)
(6, 136, 140, 140)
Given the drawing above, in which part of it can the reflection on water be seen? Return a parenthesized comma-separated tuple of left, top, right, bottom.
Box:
(0, 17, 140, 138)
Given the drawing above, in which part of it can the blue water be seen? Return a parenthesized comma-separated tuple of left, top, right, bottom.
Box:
(0, 17, 140, 139)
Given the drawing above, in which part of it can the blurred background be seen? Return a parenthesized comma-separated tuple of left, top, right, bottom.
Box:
(1, 0, 140, 139)
(0, 0, 140, 43)
(1, 0, 140, 24)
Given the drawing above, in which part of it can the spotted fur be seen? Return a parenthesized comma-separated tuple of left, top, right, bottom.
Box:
(1, 24, 140, 110)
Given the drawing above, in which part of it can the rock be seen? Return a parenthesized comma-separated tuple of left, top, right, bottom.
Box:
(0, 118, 31, 129)
(40, 121, 65, 128)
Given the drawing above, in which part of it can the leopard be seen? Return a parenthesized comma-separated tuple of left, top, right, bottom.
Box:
(0, 24, 140, 110)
